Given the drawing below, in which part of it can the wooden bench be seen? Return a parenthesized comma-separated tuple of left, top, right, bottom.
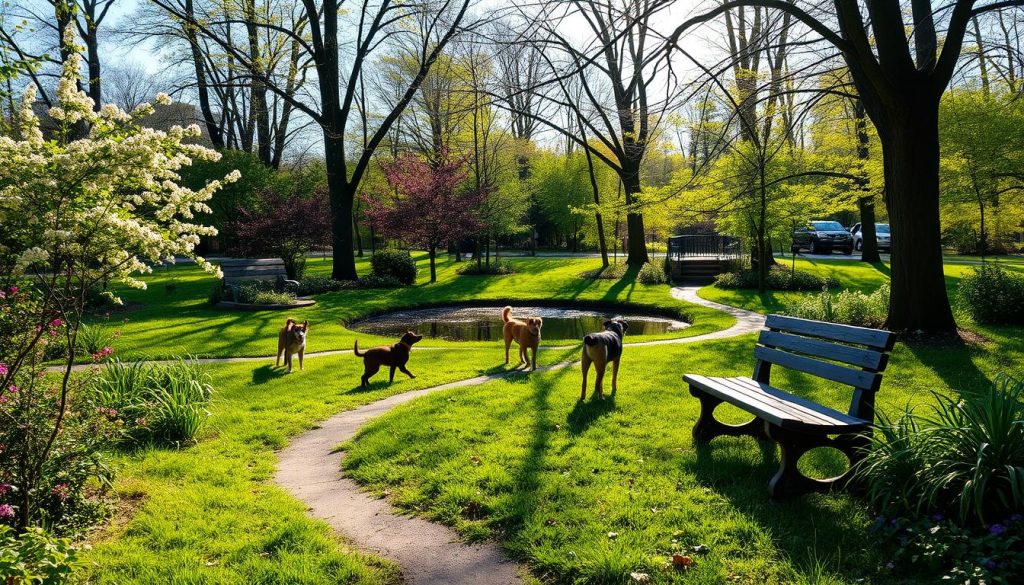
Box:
(219, 258, 297, 295)
(684, 314, 895, 499)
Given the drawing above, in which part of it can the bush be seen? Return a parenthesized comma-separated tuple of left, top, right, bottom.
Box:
(287, 275, 347, 296)
(90, 357, 214, 448)
(356, 274, 404, 289)
(957, 263, 1024, 325)
(78, 323, 115, 358)
(579, 263, 628, 280)
(856, 374, 1024, 524)
(0, 525, 81, 584)
(637, 261, 667, 284)
(370, 249, 417, 285)
(785, 284, 889, 328)
(457, 259, 515, 276)
(250, 290, 297, 305)
(713, 266, 838, 291)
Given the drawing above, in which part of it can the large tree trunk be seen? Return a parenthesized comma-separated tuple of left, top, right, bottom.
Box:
(185, 0, 224, 148)
(854, 99, 880, 263)
(326, 136, 358, 280)
(879, 101, 956, 333)
(620, 162, 649, 267)
(85, 26, 102, 110)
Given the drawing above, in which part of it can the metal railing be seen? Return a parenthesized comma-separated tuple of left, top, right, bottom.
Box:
(667, 235, 742, 259)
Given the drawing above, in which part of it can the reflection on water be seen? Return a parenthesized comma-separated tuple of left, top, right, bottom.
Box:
(348, 305, 689, 341)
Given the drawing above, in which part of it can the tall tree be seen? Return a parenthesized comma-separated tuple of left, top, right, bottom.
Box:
(671, 0, 1024, 333)
(154, 0, 475, 280)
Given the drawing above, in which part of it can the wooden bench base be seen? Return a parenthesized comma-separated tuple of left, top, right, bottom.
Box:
(689, 384, 868, 499)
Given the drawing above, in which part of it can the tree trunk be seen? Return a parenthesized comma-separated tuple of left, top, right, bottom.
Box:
(428, 245, 437, 283)
(326, 136, 358, 280)
(185, 0, 224, 148)
(353, 215, 363, 257)
(85, 27, 102, 110)
(854, 99, 880, 263)
(620, 164, 649, 267)
(879, 102, 956, 333)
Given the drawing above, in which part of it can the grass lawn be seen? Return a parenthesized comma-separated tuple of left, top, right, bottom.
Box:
(79, 347, 581, 583)
(343, 332, 1023, 584)
(77, 254, 1024, 584)
(99, 254, 732, 360)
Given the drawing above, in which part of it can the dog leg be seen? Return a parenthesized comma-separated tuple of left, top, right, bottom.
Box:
(276, 339, 283, 367)
(399, 365, 416, 379)
(389, 366, 396, 383)
(593, 359, 607, 399)
(362, 363, 379, 387)
(298, 348, 304, 371)
(285, 353, 292, 374)
(530, 346, 537, 371)
(581, 352, 591, 400)
(519, 344, 528, 366)
(611, 359, 619, 395)
(504, 337, 511, 365)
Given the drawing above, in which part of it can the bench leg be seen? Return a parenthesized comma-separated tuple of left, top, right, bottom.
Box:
(690, 385, 769, 445)
(765, 424, 867, 499)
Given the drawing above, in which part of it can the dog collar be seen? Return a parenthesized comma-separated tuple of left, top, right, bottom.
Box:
(398, 341, 413, 350)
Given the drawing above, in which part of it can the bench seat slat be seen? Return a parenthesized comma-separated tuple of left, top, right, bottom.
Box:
(758, 330, 886, 371)
(765, 314, 894, 350)
(217, 258, 287, 267)
(223, 275, 282, 282)
(754, 346, 880, 391)
(684, 374, 868, 431)
(713, 377, 844, 427)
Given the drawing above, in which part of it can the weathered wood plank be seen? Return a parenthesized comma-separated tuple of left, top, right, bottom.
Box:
(758, 330, 887, 371)
(754, 346, 880, 390)
(765, 314, 895, 350)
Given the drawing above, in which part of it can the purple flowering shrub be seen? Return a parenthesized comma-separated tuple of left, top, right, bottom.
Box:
(872, 514, 1024, 583)
(857, 374, 1024, 579)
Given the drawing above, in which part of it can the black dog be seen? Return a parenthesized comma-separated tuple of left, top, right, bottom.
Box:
(581, 319, 628, 400)
(353, 331, 423, 387)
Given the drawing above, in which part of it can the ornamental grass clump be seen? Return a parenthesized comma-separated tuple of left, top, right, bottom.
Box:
(90, 357, 214, 448)
(785, 284, 889, 328)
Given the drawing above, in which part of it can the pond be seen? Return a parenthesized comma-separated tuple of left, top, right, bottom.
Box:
(348, 305, 689, 342)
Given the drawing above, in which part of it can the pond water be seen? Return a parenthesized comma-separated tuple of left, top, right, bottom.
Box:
(348, 305, 689, 342)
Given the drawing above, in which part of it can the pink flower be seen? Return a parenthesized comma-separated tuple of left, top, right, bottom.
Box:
(51, 483, 70, 501)
(7, 384, 16, 394)
(0, 504, 13, 519)
(0, 484, 9, 496)
(8, 286, 17, 294)
(49, 318, 63, 328)
(0, 291, 5, 299)
(0, 363, 7, 376)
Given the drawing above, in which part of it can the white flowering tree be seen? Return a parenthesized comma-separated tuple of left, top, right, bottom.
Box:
(0, 32, 237, 531)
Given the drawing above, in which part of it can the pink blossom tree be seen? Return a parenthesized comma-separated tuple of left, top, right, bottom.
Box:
(230, 187, 333, 280)
(362, 154, 485, 283)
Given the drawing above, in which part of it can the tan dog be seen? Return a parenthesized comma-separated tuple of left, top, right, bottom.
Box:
(277, 319, 309, 373)
(581, 319, 628, 400)
(353, 331, 423, 387)
(502, 306, 542, 370)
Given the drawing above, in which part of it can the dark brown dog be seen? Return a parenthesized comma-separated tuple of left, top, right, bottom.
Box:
(502, 306, 542, 370)
(277, 319, 309, 373)
(354, 331, 423, 387)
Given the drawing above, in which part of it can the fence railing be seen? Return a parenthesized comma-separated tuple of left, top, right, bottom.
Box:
(667, 235, 742, 259)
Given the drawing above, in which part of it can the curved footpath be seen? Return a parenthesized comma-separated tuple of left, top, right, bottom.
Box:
(274, 287, 765, 585)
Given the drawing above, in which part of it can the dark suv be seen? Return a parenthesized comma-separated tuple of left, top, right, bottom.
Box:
(792, 221, 854, 255)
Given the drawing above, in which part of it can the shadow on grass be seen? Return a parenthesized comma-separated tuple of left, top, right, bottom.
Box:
(566, 393, 616, 435)
(251, 364, 287, 385)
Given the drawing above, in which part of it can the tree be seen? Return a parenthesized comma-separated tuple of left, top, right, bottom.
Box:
(0, 38, 231, 530)
(153, 0, 476, 281)
(230, 187, 332, 279)
(362, 154, 485, 282)
(671, 0, 1024, 333)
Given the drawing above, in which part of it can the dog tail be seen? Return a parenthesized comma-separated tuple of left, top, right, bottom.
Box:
(501, 306, 513, 323)
(583, 334, 599, 346)
(353, 340, 364, 357)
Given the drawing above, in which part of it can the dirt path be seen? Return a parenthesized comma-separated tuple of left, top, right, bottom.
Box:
(273, 287, 764, 585)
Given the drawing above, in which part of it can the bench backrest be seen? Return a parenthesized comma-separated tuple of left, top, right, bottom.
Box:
(220, 258, 289, 286)
(754, 314, 896, 421)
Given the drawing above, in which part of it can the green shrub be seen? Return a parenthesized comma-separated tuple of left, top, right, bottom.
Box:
(370, 248, 417, 285)
(288, 275, 347, 296)
(90, 357, 214, 448)
(357, 274, 404, 289)
(957, 263, 1024, 325)
(457, 259, 515, 276)
(856, 374, 1024, 524)
(0, 525, 81, 584)
(233, 280, 274, 304)
(77, 323, 115, 357)
(785, 284, 889, 328)
(251, 290, 296, 305)
(713, 266, 838, 291)
(637, 261, 667, 284)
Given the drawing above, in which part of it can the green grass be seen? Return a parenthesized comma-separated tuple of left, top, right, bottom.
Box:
(79, 348, 574, 583)
(99, 254, 732, 360)
(343, 332, 1024, 584)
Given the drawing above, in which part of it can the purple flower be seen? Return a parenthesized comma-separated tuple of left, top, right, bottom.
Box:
(1008, 514, 1023, 524)
(989, 524, 1007, 535)
(984, 559, 998, 571)
(931, 513, 944, 523)
(0, 504, 14, 519)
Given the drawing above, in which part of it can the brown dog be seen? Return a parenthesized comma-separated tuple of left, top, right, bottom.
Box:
(277, 319, 309, 373)
(354, 331, 423, 387)
(502, 306, 542, 370)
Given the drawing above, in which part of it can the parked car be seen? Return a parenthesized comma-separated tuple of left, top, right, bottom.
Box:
(792, 221, 854, 255)
(849, 222, 891, 252)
